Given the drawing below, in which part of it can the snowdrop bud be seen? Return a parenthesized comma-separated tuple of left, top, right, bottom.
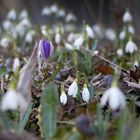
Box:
(13, 58, 20, 72)
(100, 82, 126, 110)
(60, 91, 67, 105)
(65, 42, 74, 50)
(123, 10, 132, 23)
(68, 79, 78, 98)
(134, 60, 139, 67)
(125, 40, 137, 54)
(119, 31, 126, 40)
(55, 33, 61, 44)
(117, 48, 123, 58)
(1, 89, 18, 110)
(7, 9, 17, 20)
(105, 29, 116, 41)
(82, 84, 90, 103)
(38, 39, 54, 61)
(57, 9, 65, 17)
(86, 25, 94, 38)
(93, 24, 103, 38)
(74, 36, 84, 50)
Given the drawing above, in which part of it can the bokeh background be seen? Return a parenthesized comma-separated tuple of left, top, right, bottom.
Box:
(0, 0, 140, 34)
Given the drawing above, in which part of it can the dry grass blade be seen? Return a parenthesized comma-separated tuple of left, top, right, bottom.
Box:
(17, 41, 38, 119)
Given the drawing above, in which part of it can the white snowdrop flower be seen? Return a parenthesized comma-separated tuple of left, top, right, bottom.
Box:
(105, 28, 116, 41)
(82, 84, 90, 103)
(21, 18, 31, 28)
(15, 23, 26, 37)
(128, 25, 135, 34)
(1, 89, 27, 111)
(65, 13, 76, 22)
(2, 20, 12, 31)
(125, 40, 137, 54)
(93, 24, 103, 38)
(13, 58, 20, 72)
(25, 30, 35, 43)
(0, 37, 10, 48)
(1, 89, 18, 110)
(41, 7, 51, 16)
(100, 83, 126, 110)
(55, 33, 61, 44)
(123, 10, 132, 23)
(7, 9, 16, 20)
(50, 4, 58, 13)
(67, 33, 76, 42)
(86, 25, 94, 38)
(19, 10, 28, 19)
(68, 79, 78, 98)
(65, 42, 74, 50)
(119, 31, 126, 40)
(117, 48, 123, 58)
(74, 36, 84, 50)
(60, 91, 67, 105)
(57, 9, 65, 17)
(41, 25, 47, 36)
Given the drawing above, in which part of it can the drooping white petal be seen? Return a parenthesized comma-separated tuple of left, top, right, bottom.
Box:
(7, 9, 17, 20)
(123, 10, 132, 23)
(60, 91, 67, 105)
(65, 42, 74, 50)
(74, 36, 83, 50)
(13, 58, 20, 72)
(82, 86, 90, 103)
(86, 25, 94, 38)
(55, 33, 61, 44)
(125, 40, 137, 54)
(68, 80, 78, 98)
(117, 49, 123, 58)
(105, 28, 116, 41)
(119, 31, 126, 40)
(1, 89, 18, 111)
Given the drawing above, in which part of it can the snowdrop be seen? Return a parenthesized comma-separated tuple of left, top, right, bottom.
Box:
(65, 42, 74, 50)
(92, 24, 103, 38)
(86, 25, 94, 38)
(119, 30, 126, 40)
(105, 28, 116, 41)
(2, 20, 12, 31)
(65, 13, 76, 22)
(0, 37, 10, 48)
(134, 60, 139, 67)
(25, 30, 35, 43)
(7, 9, 17, 20)
(74, 36, 84, 50)
(13, 58, 20, 72)
(41, 7, 51, 16)
(117, 48, 123, 58)
(1, 89, 27, 111)
(41, 25, 47, 36)
(100, 82, 126, 110)
(19, 10, 28, 19)
(128, 25, 135, 34)
(60, 91, 67, 105)
(57, 9, 65, 17)
(50, 4, 58, 13)
(123, 10, 132, 23)
(55, 33, 61, 44)
(68, 79, 78, 98)
(125, 40, 137, 54)
(82, 84, 90, 103)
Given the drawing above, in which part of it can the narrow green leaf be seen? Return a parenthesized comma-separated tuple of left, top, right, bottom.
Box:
(40, 82, 58, 140)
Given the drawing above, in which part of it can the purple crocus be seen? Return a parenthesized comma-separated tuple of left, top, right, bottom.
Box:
(39, 39, 54, 61)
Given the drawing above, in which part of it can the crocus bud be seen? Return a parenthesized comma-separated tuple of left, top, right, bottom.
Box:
(38, 39, 54, 61)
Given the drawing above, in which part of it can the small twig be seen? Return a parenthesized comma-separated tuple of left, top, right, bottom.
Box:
(57, 121, 75, 126)
(82, 47, 128, 73)
(124, 81, 140, 90)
